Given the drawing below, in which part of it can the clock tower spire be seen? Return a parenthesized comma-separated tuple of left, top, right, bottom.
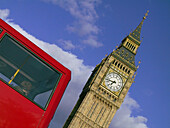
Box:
(113, 10, 149, 67)
(129, 10, 149, 42)
(63, 11, 148, 128)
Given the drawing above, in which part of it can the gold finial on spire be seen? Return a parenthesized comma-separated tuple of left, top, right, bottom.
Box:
(143, 10, 149, 20)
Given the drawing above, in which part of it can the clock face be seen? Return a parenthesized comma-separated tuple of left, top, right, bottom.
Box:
(105, 72, 123, 92)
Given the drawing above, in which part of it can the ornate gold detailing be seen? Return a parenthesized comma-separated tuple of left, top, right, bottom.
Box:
(129, 34, 141, 44)
(112, 52, 137, 71)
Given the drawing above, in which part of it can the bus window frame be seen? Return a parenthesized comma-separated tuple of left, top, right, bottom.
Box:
(0, 33, 63, 110)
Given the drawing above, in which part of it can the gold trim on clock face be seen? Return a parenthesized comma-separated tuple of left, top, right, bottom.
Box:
(104, 72, 123, 92)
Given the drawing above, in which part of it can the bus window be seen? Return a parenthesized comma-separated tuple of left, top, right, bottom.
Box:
(0, 34, 61, 109)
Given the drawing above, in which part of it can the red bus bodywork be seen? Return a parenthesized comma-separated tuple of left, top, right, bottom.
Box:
(0, 19, 71, 128)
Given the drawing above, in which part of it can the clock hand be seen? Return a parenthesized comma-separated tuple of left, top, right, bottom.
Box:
(110, 81, 116, 85)
(105, 78, 114, 82)
(105, 79, 116, 84)
(113, 81, 116, 84)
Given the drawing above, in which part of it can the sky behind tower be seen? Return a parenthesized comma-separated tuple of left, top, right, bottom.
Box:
(0, 0, 170, 128)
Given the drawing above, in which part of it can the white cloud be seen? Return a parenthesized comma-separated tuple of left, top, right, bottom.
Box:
(42, 0, 103, 47)
(58, 39, 76, 50)
(0, 9, 148, 128)
(67, 21, 99, 36)
(82, 35, 103, 47)
(110, 94, 148, 128)
(0, 9, 10, 20)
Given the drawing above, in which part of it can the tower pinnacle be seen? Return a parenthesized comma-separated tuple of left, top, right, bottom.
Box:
(112, 11, 149, 69)
(143, 10, 149, 20)
(129, 10, 149, 43)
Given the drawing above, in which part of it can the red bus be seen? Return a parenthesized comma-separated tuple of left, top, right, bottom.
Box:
(0, 19, 71, 128)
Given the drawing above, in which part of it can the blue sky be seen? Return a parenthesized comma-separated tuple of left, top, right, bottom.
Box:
(0, 0, 170, 128)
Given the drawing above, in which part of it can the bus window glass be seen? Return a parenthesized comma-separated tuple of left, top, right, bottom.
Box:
(0, 34, 61, 109)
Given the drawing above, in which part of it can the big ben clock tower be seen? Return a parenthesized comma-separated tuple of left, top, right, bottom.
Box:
(63, 11, 149, 128)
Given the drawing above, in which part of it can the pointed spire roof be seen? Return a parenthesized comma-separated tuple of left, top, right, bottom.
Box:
(129, 10, 149, 43)
(111, 11, 149, 70)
